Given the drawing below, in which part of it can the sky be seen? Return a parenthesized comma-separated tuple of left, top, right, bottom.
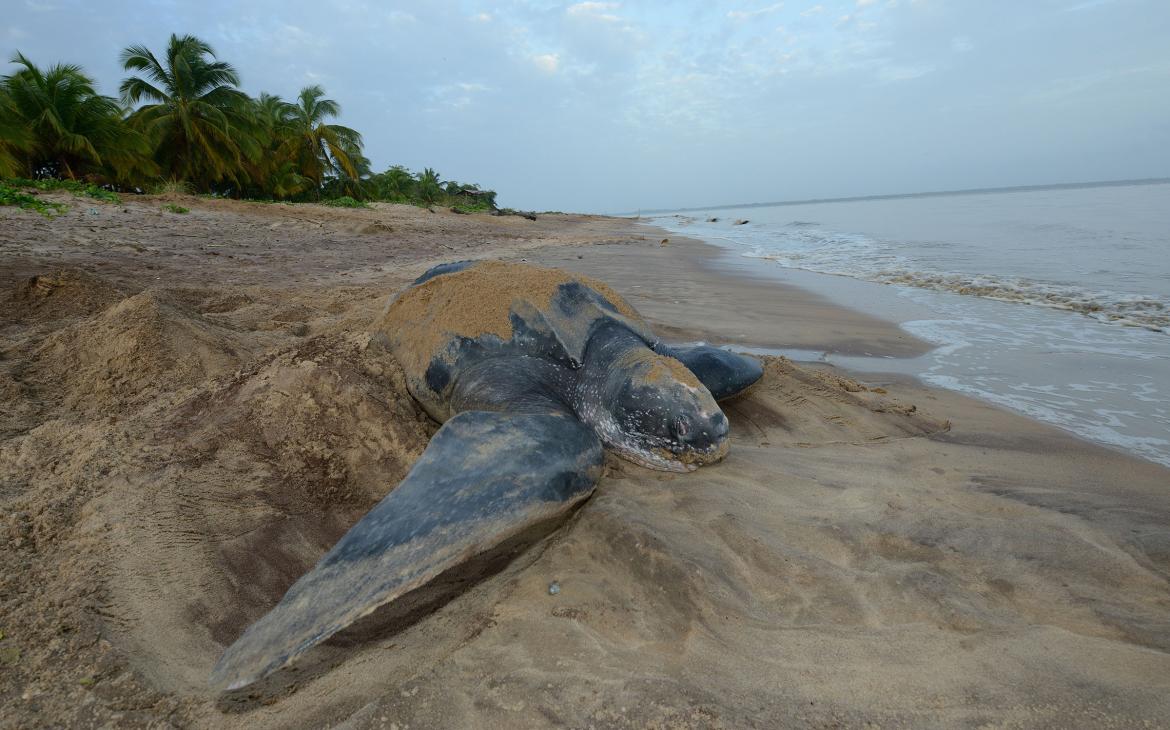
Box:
(5, 0, 1169, 212)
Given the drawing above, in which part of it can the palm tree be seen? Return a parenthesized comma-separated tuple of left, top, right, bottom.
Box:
(2, 52, 150, 180)
(119, 34, 256, 189)
(240, 92, 307, 198)
(277, 84, 363, 197)
(369, 164, 415, 201)
(321, 148, 370, 199)
(415, 167, 442, 204)
(0, 86, 31, 177)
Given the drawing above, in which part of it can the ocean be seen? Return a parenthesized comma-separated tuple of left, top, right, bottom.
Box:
(653, 180, 1170, 468)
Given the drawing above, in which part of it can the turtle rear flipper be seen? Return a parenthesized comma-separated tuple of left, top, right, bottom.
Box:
(658, 344, 763, 400)
(209, 410, 602, 692)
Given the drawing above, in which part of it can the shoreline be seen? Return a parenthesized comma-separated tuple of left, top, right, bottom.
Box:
(644, 213, 1170, 471)
(2, 195, 1169, 727)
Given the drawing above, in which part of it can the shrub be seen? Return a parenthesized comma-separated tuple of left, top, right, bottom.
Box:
(450, 200, 494, 214)
(3, 177, 120, 203)
(321, 196, 369, 208)
(152, 179, 194, 195)
(0, 182, 67, 217)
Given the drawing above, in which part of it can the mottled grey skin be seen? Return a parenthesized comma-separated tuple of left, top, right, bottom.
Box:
(209, 261, 762, 691)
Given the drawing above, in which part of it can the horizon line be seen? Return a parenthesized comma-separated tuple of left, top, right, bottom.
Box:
(616, 176, 1170, 217)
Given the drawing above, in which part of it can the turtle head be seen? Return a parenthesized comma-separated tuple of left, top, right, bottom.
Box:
(597, 350, 730, 473)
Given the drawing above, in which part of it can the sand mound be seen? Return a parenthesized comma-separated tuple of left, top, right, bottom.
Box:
(91, 334, 435, 694)
(0, 327, 437, 724)
(722, 356, 948, 447)
(1, 268, 126, 324)
(162, 287, 258, 316)
(29, 290, 253, 413)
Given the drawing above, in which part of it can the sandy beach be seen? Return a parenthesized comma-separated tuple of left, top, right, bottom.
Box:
(2, 193, 1169, 728)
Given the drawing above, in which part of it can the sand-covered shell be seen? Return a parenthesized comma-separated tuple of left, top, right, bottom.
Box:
(375, 261, 658, 418)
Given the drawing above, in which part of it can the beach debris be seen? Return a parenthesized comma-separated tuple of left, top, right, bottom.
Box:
(87, 208, 99, 216)
(660, 238, 669, 246)
(733, 219, 749, 225)
(707, 217, 719, 222)
(548, 581, 561, 596)
(493, 208, 538, 221)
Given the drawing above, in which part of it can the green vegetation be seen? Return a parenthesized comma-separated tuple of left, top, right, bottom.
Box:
(161, 203, 189, 214)
(5, 176, 120, 202)
(320, 196, 367, 209)
(0, 180, 66, 216)
(152, 179, 193, 195)
(496, 207, 538, 221)
(361, 165, 499, 211)
(2, 53, 151, 184)
(0, 34, 504, 210)
(451, 200, 494, 214)
(1, 175, 123, 215)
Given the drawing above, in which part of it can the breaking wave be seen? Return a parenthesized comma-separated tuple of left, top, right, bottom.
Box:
(661, 216, 1169, 332)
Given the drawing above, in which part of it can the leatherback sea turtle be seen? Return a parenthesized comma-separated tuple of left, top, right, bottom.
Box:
(210, 260, 763, 690)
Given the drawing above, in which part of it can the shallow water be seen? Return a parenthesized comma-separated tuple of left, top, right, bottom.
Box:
(653, 181, 1170, 468)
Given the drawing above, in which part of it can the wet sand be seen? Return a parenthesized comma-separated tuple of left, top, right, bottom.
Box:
(2, 195, 1168, 728)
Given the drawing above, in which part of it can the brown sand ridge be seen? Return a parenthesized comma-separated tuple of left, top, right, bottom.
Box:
(3, 195, 1170, 728)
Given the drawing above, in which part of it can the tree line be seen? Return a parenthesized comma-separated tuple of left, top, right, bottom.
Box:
(0, 34, 498, 209)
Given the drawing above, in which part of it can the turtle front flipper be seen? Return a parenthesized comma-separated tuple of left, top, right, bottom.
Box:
(209, 411, 603, 692)
(657, 344, 763, 400)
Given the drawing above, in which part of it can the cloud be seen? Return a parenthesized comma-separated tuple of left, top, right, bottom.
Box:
(727, 3, 784, 20)
(876, 64, 933, 82)
(951, 36, 974, 53)
(427, 81, 491, 111)
(383, 10, 415, 23)
(472, 12, 492, 23)
(531, 53, 560, 74)
(567, 2, 621, 22)
(801, 5, 825, 16)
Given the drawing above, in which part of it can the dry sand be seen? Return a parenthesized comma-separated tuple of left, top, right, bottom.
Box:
(1, 193, 1168, 728)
